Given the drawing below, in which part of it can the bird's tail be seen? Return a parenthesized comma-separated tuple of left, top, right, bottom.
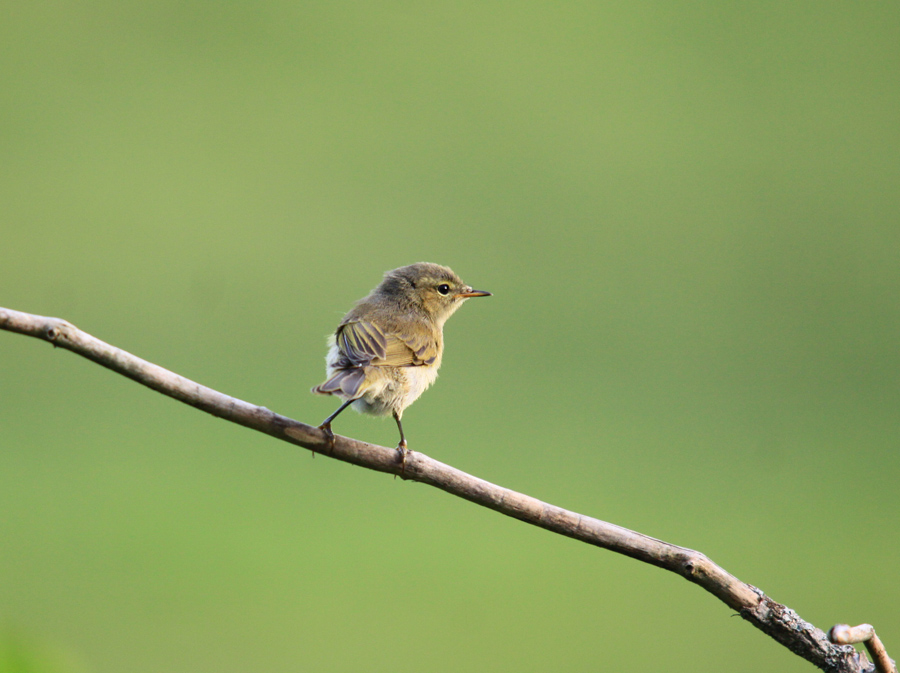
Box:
(311, 367, 366, 398)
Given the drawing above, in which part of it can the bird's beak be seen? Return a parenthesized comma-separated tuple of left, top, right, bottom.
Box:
(458, 288, 492, 298)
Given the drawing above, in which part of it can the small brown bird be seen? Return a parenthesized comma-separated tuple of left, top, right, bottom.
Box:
(312, 262, 491, 464)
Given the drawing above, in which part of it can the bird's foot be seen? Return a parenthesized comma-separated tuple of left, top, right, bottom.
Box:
(317, 422, 336, 456)
(395, 439, 410, 479)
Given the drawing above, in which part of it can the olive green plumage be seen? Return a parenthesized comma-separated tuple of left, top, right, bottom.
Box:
(312, 262, 491, 458)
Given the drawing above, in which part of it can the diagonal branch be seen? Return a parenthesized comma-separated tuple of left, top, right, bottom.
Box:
(0, 307, 880, 672)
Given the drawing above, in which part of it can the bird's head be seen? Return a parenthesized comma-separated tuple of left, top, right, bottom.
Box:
(378, 262, 491, 325)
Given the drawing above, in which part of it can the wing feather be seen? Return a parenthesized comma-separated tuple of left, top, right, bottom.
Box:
(338, 320, 387, 365)
(337, 320, 437, 368)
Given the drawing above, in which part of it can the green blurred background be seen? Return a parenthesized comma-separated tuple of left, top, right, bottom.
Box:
(2, 2, 898, 671)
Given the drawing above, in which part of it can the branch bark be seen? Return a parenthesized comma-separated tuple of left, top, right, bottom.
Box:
(0, 307, 878, 672)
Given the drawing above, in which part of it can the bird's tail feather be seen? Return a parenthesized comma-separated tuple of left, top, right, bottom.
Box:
(311, 367, 366, 398)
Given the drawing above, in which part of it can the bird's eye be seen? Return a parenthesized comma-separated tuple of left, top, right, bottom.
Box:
(437, 284, 451, 295)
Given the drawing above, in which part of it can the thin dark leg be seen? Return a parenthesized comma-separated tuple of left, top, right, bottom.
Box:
(393, 411, 409, 475)
(318, 398, 356, 454)
(321, 398, 356, 427)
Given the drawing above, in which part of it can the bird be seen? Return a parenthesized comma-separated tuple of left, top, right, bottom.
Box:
(312, 262, 491, 467)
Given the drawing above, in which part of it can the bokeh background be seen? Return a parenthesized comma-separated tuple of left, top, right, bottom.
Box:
(2, 3, 898, 671)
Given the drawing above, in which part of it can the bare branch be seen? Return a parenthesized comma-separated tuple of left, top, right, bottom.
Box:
(0, 307, 879, 672)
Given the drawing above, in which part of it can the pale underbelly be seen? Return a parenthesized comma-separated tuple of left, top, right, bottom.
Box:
(352, 364, 439, 417)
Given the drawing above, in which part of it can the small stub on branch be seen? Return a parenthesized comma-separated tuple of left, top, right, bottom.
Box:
(829, 624, 897, 673)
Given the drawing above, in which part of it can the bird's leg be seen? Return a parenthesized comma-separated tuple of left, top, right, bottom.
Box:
(317, 398, 356, 455)
(393, 411, 409, 476)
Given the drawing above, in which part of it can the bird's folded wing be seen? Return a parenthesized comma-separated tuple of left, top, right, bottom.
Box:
(338, 320, 437, 367)
(337, 320, 387, 364)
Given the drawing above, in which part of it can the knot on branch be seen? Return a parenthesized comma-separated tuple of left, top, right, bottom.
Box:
(43, 319, 73, 345)
(678, 551, 709, 579)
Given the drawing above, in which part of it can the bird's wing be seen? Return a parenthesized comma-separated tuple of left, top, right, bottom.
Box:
(385, 326, 439, 366)
(337, 320, 387, 365)
(337, 320, 437, 367)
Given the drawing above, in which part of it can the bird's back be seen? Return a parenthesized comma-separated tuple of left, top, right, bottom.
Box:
(312, 297, 443, 414)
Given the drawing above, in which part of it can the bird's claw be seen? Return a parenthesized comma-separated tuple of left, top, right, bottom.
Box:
(317, 422, 336, 456)
(395, 440, 410, 479)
